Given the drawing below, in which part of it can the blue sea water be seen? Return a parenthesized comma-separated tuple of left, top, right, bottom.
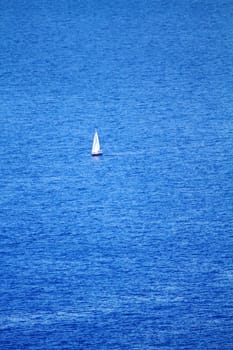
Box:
(0, 0, 233, 349)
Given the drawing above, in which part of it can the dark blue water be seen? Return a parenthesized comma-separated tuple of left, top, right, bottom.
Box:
(0, 1, 233, 349)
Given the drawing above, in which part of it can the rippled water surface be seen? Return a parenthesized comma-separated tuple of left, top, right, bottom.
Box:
(0, 1, 233, 349)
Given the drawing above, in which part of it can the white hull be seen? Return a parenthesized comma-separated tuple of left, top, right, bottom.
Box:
(92, 150, 103, 156)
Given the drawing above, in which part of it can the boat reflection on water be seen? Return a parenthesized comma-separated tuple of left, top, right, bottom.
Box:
(92, 154, 102, 161)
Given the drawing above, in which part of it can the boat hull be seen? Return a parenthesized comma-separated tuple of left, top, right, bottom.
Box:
(92, 151, 103, 156)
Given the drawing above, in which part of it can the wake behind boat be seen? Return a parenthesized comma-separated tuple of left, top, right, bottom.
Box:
(92, 131, 103, 156)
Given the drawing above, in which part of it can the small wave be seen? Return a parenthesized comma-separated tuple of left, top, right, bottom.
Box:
(0, 311, 91, 329)
(104, 151, 146, 157)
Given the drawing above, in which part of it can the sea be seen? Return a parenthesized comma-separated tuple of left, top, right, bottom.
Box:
(0, 1, 233, 349)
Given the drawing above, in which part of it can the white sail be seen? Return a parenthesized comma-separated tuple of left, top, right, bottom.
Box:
(92, 131, 102, 155)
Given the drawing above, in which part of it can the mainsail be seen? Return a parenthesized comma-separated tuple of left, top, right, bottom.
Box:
(92, 131, 102, 156)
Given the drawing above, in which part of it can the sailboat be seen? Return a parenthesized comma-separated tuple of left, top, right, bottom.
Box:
(92, 130, 103, 156)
